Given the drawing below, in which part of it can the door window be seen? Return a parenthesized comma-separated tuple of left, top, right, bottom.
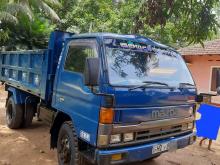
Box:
(64, 40, 98, 73)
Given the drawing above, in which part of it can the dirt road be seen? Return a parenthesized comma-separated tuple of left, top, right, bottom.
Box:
(0, 86, 220, 165)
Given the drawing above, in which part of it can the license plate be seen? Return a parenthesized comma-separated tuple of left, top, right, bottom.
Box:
(152, 143, 169, 154)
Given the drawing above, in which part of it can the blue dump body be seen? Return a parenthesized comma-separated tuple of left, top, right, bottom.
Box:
(0, 50, 47, 97)
(0, 31, 73, 103)
(0, 31, 198, 165)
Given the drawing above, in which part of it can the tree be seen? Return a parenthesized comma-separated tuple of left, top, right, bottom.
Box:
(59, 0, 140, 33)
(0, 0, 61, 50)
(134, 0, 220, 46)
(1, 14, 55, 50)
(60, 0, 220, 48)
(0, 0, 60, 23)
(1, 0, 220, 50)
(0, 1, 27, 24)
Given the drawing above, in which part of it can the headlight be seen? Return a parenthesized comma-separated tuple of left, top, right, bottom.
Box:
(123, 133, 134, 142)
(110, 134, 121, 144)
(188, 123, 194, 129)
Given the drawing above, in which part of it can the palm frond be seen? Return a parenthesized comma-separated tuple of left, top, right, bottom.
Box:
(0, 11, 18, 24)
(29, 0, 60, 22)
(43, 0, 61, 7)
(38, 1, 60, 22)
(5, 3, 33, 20)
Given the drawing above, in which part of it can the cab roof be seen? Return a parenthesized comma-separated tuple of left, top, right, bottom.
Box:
(69, 32, 175, 51)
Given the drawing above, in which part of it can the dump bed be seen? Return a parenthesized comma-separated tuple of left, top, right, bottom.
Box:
(0, 31, 74, 103)
(0, 49, 49, 98)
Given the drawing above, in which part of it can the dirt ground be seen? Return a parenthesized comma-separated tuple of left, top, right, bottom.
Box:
(0, 86, 220, 165)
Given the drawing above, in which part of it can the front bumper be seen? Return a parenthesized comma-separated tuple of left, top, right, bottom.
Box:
(95, 132, 196, 165)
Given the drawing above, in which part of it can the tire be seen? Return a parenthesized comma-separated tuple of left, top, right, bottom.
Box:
(6, 96, 23, 129)
(22, 104, 35, 128)
(57, 121, 88, 165)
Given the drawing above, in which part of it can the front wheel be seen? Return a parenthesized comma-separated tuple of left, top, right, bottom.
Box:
(57, 121, 88, 165)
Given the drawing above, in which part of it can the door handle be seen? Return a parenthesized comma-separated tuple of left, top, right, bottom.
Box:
(59, 97, 65, 102)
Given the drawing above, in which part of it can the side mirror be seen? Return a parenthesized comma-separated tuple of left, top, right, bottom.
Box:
(84, 57, 100, 86)
(217, 87, 220, 95)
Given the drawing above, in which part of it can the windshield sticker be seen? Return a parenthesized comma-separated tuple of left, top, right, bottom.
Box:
(105, 39, 178, 57)
(152, 47, 178, 58)
(119, 41, 153, 52)
(120, 42, 144, 49)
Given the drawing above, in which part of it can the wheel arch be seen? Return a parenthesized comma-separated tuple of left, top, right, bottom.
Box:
(50, 111, 72, 148)
(6, 86, 29, 104)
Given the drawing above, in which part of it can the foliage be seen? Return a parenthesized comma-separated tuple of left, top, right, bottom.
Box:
(20, 0, 61, 22)
(0, 0, 60, 23)
(1, 0, 220, 50)
(135, 0, 220, 46)
(59, 0, 140, 33)
(0, 28, 9, 43)
(0, 0, 60, 50)
(0, 0, 31, 24)
(60, 0, 220, 48)
(1, 14, 55, 50)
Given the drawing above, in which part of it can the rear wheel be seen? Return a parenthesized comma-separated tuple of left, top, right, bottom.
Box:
(57, 121, 88, 165)
(22, 104, 35, 128)
(6, 97, 23, 129)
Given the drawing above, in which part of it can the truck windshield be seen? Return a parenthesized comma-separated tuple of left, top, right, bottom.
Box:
(105, 38, 194, 87)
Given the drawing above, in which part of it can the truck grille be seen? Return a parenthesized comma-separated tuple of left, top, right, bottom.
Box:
(135, 124, 187, 142)
(108, 118, 194, 147)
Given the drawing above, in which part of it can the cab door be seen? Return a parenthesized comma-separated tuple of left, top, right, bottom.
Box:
(52, 39, 101, 146)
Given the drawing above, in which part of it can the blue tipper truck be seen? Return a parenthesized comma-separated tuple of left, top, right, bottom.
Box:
(0, 31, 199, 165)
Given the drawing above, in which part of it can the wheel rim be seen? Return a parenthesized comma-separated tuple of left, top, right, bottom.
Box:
(58, 135, 71, 164)
(6, 103, 13, 123)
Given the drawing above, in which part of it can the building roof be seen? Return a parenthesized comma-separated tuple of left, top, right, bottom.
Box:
(178, 39, 220, 55)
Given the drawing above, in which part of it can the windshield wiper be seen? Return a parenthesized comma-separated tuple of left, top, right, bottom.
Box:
(179, 82, 196, 89)
(129, 81, 170, 91)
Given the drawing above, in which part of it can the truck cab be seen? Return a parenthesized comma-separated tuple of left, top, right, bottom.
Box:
(51, 33, 197, 164)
